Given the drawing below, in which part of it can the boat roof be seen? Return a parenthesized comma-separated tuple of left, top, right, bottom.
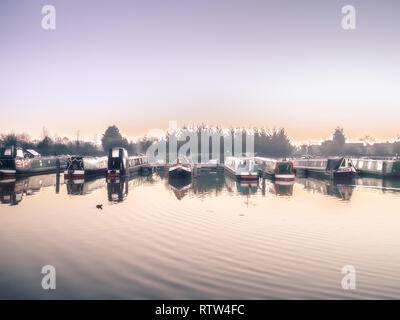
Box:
(25, 149, 41, 157)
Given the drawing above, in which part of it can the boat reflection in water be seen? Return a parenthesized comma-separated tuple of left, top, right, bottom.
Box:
(191, 172, 225, 197)
(261, 178, 294, 197)
(225, 175, 258, 195)
(355, 177, 400, 194)
(106, 175, 148, 203)
(296, 177, 354, 201)
(6, 171, 399, 206)
(107, 177, 129, 203)
(65, 176, 106, 196)
(167, 176, 192, 200)
(0, 174, 62, 205)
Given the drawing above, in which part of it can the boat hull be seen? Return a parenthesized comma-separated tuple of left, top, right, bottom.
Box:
(0, 157, 67, 177)
(64, 168, 106, 179)
(262, 171, 295, 182)
(224, 165, 258, 181)
(168, 166, 192, 179)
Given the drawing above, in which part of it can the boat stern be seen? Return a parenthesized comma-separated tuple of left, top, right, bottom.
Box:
(107, 169, 121, 179)
(0, 158, 17, 177)
(237, 172, 259, 181)
(64, 170, 85, 179)
(275, 161, 295, 181)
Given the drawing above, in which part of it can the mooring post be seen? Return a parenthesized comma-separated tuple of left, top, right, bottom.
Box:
(55, 158, 60, 194)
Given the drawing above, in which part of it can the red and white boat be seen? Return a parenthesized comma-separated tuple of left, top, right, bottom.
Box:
(254, 157, 295, 182)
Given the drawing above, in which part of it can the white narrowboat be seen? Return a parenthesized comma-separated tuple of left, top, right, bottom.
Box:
(224, 157, 258, 181)
(352, 158, 400, 177)
(64, 156, 108, 179)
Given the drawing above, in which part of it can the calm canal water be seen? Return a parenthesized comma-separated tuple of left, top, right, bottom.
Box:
(1, 171, 400, 299)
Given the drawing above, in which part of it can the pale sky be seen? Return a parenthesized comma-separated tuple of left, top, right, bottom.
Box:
(0, 0, 399, 143)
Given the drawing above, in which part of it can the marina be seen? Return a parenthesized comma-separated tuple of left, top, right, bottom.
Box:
(2, 147, 400, 298)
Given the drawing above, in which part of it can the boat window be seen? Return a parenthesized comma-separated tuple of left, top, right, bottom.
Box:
(112, 149, 120, 158)
(348, 161, 352, 167)
(4, 148, 12, 156)
(16, 149, 24, 158)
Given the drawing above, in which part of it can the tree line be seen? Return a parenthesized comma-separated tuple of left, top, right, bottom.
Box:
(1, 125, 399, 158)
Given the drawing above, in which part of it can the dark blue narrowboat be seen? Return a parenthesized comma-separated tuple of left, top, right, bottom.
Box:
(107, 147, 148, 179)
(0, 146, 67, 177)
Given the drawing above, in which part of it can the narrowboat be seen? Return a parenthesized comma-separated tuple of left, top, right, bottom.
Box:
(254, 157, 295, 181)
(64, 156, 108, 179)
(168, 156, 193, 179)
(107, 147, 148, 179)
(0, 146, 67, 177)
(224, 157, 258, 181)
(352, 158, 400, 177)
(293, 157, 357, 180)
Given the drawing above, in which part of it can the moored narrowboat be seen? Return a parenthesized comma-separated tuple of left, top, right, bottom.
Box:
(352, 158, 400, 177)
(293, 157, 357, 180)
(224, 157, 258, 181)
(0, 146, 67, 177)
(64, 156, 107, 179)
(254, 157, 295, 181)
(168, 156, 193, 179)
(107, 147, 148, 179)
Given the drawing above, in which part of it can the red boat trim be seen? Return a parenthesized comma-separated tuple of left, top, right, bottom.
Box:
(238, 175, 258, 180)
(0, 172, 16, 177)
(64, 174, 85, 179)
(275, 177, 295, 182)
(107, 173, 120, 178)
